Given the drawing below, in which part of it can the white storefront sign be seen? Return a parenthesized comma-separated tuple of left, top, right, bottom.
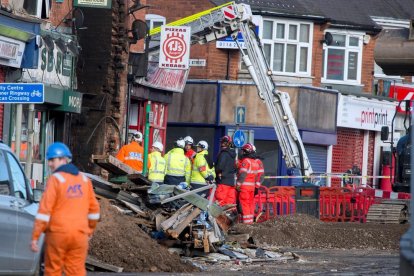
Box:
(22, 45, 72, 88)
(337, 94, 397, 131)
(0, 36, 25, 68)
(159, 26, 191, 70)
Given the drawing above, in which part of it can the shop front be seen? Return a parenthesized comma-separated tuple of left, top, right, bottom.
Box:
(333, 94, 400, 188)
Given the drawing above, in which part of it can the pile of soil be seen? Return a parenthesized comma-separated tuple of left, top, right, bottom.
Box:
(234, 214, 409, 251)
(88, 199, 197, 272)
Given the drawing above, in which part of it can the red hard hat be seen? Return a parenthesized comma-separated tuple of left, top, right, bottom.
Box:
(242, 143, 255, 153)
(220, 135, 232, 143)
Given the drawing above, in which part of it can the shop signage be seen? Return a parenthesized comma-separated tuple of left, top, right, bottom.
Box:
(189, 59, 206, 67)
(74, 0, 111, 9)
(53, 90, 83, 114)
(136, 61, 189, 93)
(22, 45, 72, 88)
(0, 36, 25, 68)
(159, 26, 191, 70)
(337, 94, 397, 131)
(0, 83, 44, 103)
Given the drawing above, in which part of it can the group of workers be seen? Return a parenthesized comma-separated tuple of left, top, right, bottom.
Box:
(28, 132, 264, 275)
(116, 131, 265, 225)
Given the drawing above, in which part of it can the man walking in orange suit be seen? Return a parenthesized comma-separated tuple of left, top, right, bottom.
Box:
(31, 142, 100, 276)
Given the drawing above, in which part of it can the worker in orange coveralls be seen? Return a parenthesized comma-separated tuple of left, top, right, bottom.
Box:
(116, 130, 144, 173)
(31, 142, 100, 276)
(237, 143, 264, 224)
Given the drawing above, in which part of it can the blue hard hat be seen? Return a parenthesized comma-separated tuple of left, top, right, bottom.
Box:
(46, 142, 72, 160)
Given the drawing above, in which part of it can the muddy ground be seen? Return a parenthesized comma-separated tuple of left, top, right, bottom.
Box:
(234, 214, 408, 251)
(88, 199, 198, 273)
(88, 200, 408, 274)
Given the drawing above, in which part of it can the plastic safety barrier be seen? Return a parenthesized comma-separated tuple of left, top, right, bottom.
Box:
(254, 186, 377, 223)
(254, 186, 295, 222)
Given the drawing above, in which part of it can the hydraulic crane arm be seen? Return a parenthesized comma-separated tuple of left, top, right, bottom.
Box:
(146, 2, 313, 177)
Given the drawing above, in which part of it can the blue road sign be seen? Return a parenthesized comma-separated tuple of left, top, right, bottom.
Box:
(235, 106, 246, 124)
(233, 130, 246, 148)
(0, 83, 44, 104)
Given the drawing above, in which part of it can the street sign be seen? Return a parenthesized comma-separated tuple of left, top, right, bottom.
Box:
(235, 106, 246, 124)
(0, 83, 44, 104)
(233, 130, 246, 148)
(159, 26, 191, 70)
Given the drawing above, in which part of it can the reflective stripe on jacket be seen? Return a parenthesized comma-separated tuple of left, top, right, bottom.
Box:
(32, 171, 100, 241)
(148, 151, 166, 183)
(164, 148, 191, 184)
(191, 150, 215, 185)
(237, 157, 260, 189)
(116, 141, 144, 172)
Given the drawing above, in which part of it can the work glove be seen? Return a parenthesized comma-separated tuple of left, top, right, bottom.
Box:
(205, 175, 214, 182)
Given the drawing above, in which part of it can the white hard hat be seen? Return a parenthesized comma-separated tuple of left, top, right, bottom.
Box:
(183, 136, 194, 145)
(152, 141, 164, 152)
(197, 140, 208, 150)
(129, 130, 143, 142)
(176, 139, 185, 148)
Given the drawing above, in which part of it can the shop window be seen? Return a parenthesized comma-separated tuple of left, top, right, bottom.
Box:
(145, 14, 166, 31)
(23, 0, 51, 19)
(322, 31, 363, 84)
(261, 18, 313, 76)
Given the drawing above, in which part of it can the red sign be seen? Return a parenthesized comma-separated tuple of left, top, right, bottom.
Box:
(388, 84, 414, 113)
(159, 26, 191, 70)
(222, 5, 236, 20)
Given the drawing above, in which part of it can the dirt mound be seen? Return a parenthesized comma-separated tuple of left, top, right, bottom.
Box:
(234, 214, 409, 251)
(88, 199, 197, 272)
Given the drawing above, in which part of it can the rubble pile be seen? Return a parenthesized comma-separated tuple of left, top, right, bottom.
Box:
(88, 199, 197, 272)
(234, 214, 409, 250)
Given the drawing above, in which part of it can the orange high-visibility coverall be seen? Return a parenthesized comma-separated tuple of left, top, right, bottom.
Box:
(116, 141, 144, 172)
(237, 157, 263, 224)
(32, 171, 100, 276)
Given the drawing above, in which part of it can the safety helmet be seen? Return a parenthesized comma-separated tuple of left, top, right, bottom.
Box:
(46, 142, 72, 160)
(196, 140, 208, 150)
(241, 143, 255, 154)
(183, 136, 194, 145)
(129, 130, 143, 142)
(175, 138, 185, 148)
(220, 135, 232, 143)
(152, 141, 164, 152)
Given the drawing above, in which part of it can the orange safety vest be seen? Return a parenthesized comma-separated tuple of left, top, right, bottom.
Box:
(32, 171, 100, 241)
(116, 141, 144, 172)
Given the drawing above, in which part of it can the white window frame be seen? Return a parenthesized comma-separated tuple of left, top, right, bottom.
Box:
(260, 18, 313, 77)
(145, 14, 166, 30)
(22, 0, 50, 19)
(321, 29, 364, 85)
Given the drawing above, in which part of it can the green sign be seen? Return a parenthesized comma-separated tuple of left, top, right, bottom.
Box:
(54, 90, 83, 114)
(74, 0, 112, 9)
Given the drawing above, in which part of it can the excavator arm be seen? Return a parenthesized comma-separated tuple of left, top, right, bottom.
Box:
(143, 2, 313, 177)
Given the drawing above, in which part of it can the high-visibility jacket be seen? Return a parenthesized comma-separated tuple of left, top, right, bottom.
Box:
(255, 158, 265, 187)
(148, 151, 166, 183)
(32, 165, 100, 242)
(164, 148, 191, 184)
(116, 141, 144, 172)
(237, 157, 261, 189)
(191, 150, 215, 185)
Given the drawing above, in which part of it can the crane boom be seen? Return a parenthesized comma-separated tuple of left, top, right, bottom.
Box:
(145, 2, 313, 177)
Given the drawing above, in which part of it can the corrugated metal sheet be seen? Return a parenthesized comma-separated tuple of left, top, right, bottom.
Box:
(291, 144, 327, 186)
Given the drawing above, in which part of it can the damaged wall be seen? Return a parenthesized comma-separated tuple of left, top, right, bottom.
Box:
(72, 0, 128, 173)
